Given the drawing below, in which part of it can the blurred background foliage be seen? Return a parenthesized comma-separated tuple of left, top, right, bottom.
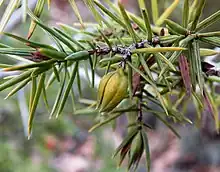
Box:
(0, 0, 220, 172)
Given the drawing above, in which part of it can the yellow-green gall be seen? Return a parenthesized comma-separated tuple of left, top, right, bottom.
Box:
(97, 68, 128, 112)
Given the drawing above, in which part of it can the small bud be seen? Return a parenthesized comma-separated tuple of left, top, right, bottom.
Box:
(128, 131, 144, 171)
(38, 48, 66, 60)
(97, 68, 128, 112)
(65, 50, 90, 61)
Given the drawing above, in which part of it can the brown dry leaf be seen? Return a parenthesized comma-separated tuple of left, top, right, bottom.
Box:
(179, 54, 192, 95)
